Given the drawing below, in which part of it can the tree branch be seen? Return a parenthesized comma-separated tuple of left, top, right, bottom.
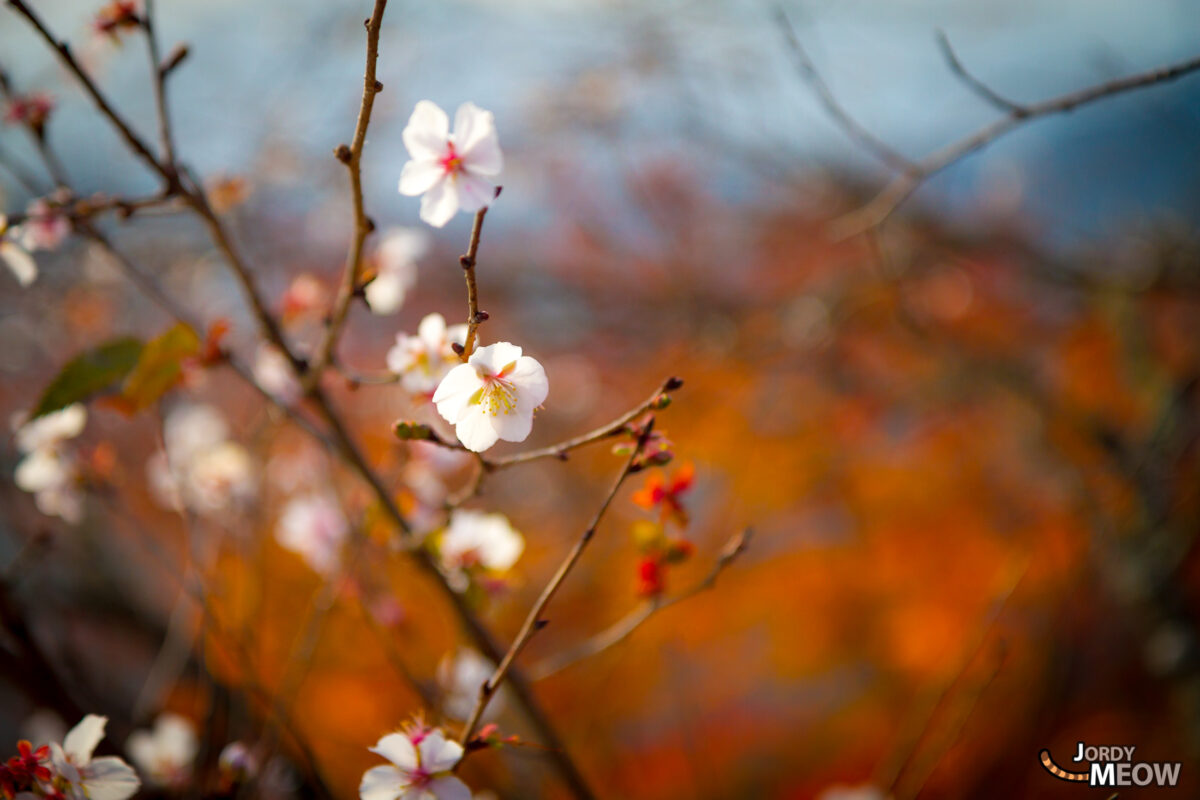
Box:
(459, 206, 491, 360)
(934, 30, 1026, 115)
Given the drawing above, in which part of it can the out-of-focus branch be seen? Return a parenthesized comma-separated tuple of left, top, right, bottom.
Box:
(831, 46, 1200, 236)
(459, 421, 656, 751)
(934, 30, 1025, 114)
(530, 528, 752, 680)
(775, 9, 918, 176)
(458, 206, 491, 360)
(141, 0, 177, 169)
(304, 0, 389, 390)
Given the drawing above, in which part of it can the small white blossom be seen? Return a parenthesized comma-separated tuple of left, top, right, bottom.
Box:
(0, 214, 38, 287)
(398, 101, 502, 228)
(438, 649, 503, 721)
(12, 404, 87, 523)
(360, 728, 470, 800)
(148, 404, 257, 514)
(816, 785, 891, 800)
(364, 228, 427, 315)
(432, 342, 548, 453)
(253, 343, 302, 405)
(126, 713, 198, 788)
(276, 492, 349, 575)
(19, 198, 71, 251)
(439, 510, 524, 575)
(386, 313, 468, 396)
(50, 715, 141, 800)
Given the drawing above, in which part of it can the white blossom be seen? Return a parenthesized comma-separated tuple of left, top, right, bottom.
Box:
(148, 404, 257, 514)
(360, 729, 470, 800)
(398, 101, 502, 228)
(49, 715, 140, 800)
(364, 228, 428, 315)
(386, 313, 468, 396)
(438, 649, 503, 721)
(253, 343, 302, 405)
(432, 342, 548, 453)
(1, 214, 38, 287)
(439, 510, 524, 575)
(276, 492, 349, 575)
(126, 713, 198, 788)
(12, 404, 87, 524)
(816, 785, 891, 800)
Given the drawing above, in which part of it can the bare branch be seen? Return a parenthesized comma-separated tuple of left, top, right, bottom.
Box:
(934, 30, 1026, 114)
(458, 421, 657, 748)
(459, 205, 491, 360)
(775, 8, 919, 176)
(304, 0, 389, 389)
(530, 528, 752, 680)
(141, 0, 178, 168)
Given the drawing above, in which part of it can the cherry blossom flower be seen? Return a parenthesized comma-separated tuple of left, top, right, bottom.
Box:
(253, 343, 302, 405)
(49, 715, 140, 800)
(439, 510, 524, 578)
(125, 714, 197, 789)
(432, 342, 548, 453)
(364, 228, 428, 315)
(386, 313, 468, 396)
(281, 273, 326, 324)
(438, 649, 503, 721)
(19, 199, 71, 252)
(276, 492, 349, 575)
(816, 784, 890, 800)
(147, 404, 256, 514)
(1, 215, 38, 287)
(4, 93, 54, 133)
(360, 727, 470, 800)
(93, 1, 141, 37)
(398, 101, 502, 228)
(12, 404, 87, 523)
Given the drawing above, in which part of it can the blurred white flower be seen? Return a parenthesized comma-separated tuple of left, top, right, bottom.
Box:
(19, 198, 71, 251)
(218, 741, 259, 784)
(364, 228, 427, 315)
(276, 492, 349, 575)
(432, 342, 548, 453)
(398, 100, 502, 228)
(253, 343, 302, 405)
(126, 713, 198, 788)
(386, 313, 468, 396)
(50, 714, 140, 800)
(816, 785, 890, 800)
(0, 214, 38, 287)
(439, 510, 524, 575)
(360, 728, 470, 800)
(12, 404, 87, 523)
(438, 649, 503, 721)
(148, 404, 257, 514)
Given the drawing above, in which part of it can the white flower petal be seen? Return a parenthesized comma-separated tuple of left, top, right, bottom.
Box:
(489, 405, 534, 444)
(419, 179, 460, 228)
(453, 406, 501, 453)
(369, 733, 419, 772)
(509, 356, 549, 411)
(470, 342, 522, 376)
(432, 364, 483, 424)
(402, 101, 450, 160)
(399, 159, 445, 197)
(364, 271, 408, 315)
(453, 102, 503, 177)
(15, 449, 70, 493)
(427, 775, 472, 800)
(360, 765, 408, 800)
(15, 404, 87, 452)
(83, 757, 141, 800)
(64, 714, 108, 764)
(416, 731, 463, 773)
(453, 172, 495, 214)
(2, 241, 37, 287)
(417, 313, 448, 347)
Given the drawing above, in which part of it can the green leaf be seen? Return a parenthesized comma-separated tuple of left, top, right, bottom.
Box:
(121, 323, 200, 411)
(32, 338, 144, 418)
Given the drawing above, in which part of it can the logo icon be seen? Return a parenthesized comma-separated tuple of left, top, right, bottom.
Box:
(1039, 742, 1181, 788)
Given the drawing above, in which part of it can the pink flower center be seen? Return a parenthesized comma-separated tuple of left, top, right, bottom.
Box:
(439, 142, 464, 175)
(408, 767, 432, 787)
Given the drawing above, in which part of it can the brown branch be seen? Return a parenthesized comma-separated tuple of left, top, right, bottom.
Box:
(486, 377, 681, 471)
(775, 9, 919, 176)
(831, 47, 1200, 237)
(304, 0, 388, 390)
(529, 528, 752, 680)
(459, 206, 491, 359)
(458, 420, 656, 749)
(141, 0, 177, 169)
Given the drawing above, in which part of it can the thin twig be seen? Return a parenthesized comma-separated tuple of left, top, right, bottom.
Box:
(530, 528, 752, 680)
(458, 420, 656, 747)
(934, 30, 1026, 114)
(459, 206, 490, 359)
(304, 0, 389, 390)
(141, 0, 177, 169)
(830, 46, 1200, 236)
(775, 9, 919, 176)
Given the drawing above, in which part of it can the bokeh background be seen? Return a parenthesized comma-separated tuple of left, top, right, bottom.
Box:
(2, 1, 1200, 798)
